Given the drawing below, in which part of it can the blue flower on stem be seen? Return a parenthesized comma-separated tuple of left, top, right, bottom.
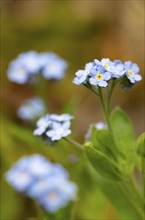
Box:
(94, 58, 114, 72)
(110, 60, 125, 78)
(50, 113, 74, 122)
(46, 121, 71, 141)
(124, 61, 142, 83)
(89, 66, 111, 87)
(33, 115, 51, 136)
(72, 62, 94, 85)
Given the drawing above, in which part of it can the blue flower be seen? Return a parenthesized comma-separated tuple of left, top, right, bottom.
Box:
(17, 97, 46, 120)
(94, 58, 114, 72)
(33, 115, 51, 136)
(46, 121, 71, 141)
(42, 55, 68, 80)
(37, 177, 77, 213)
(7, 60, 30, 84)
(89, 66, 111, 87)
(38, 52, 59, 69)
(72, 62, 94, 85)
(124, 61, 142, 83)
(34, 113, 73, 142)
(27, 165, 68, 198)
(7, 51, 40, 84)
(5, 154, 78, 213)
(5, 157, 34, 192)
(50, 113, 74, 122)
(110, 60, 125, 78)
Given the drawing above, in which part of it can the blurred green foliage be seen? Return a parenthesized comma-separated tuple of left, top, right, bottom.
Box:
(1, 1, 144, 219)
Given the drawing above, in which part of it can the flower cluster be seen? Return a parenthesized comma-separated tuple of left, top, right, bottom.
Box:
(34, 113, 73, 142)
(7, 51, 68, 84)
(73, 58, 142, 87)
(17, 97, 46, 121)
(5, 154, 77, 213)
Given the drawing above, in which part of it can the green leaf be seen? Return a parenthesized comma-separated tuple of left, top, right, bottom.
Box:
(135, 132, 145, 157)
(110, 107, 137, 173)
(91, 127, 121, 162)
(84, 144, 122, 181)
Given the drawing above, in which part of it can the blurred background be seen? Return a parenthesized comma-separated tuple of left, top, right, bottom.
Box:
(1, 1, 144, 219)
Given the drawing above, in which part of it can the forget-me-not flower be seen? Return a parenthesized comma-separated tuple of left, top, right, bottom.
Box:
(42, 56, 68, 80)
(5, 157, 34, 192)
(33, 114, 51, 136)
(46, 121, 71, 141)
(89, 66, 111, 87)
(17, 97, 46, 120)
(5, 154, 78, 213)
(7, 51, 40, 84)
(34, 113, 73, 142)
(73, 62, 94, 85)
(110, 60, 125, 78)
(124, 61, 142, 83)
(37, 177, 77, 213)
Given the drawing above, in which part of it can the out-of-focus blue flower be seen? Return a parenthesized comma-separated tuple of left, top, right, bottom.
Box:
(33, 115, 51, 136)
(37, 178, 77, 213)
(46, 121, 71, 141)
(5, 154, 78, 213)
(50, 113, 74, 122)
(72, 62, 94, 85)
(42, 55, 68, 80)
(124, 61, 142, 83)
(89, 66, 111, 87)
(38, 52, 59, 69)
(7, 51, 40, 84)
(5, 157, 34, 192)
(7, 51, 68, 84)
(95, 122, 108, 130)
(17, 97, 46, 121)
(27, 164, 68, 198)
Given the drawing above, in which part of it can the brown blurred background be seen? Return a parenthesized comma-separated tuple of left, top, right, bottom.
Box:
(1, 0, 144, 138)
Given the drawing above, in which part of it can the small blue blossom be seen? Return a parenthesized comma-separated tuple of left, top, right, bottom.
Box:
(46, 121, 71, 141)
(110, 60, 125, 78)
(5, 157, 34, 192)
(37, 178, 77, 213)
(7, 51, 41, 84)
(72, 62, 94, 85)
(89, 66, 111, 87)
(38, 52, 59, 69)
(124, 61, 142, 83)
(5, 154, 78, 213)
(94, 58, 114, 72)
(33, 114, 51, 136)
(50, 113, 74, 122)
(17, 97, 46, 120)
(34, 113, 73, 142)
(42, 55, 68, 80)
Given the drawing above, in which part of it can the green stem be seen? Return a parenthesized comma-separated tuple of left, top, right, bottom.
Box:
(64, 137, 83, 150)
(98, 87, 111, 129)
(107, 80, 116, 116)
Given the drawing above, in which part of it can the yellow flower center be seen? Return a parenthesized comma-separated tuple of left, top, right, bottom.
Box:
(96, 73, 103, 81)
(103, 64, 109, 69)
(128, 69, 133, 77)
(85, 70, 89, 75)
